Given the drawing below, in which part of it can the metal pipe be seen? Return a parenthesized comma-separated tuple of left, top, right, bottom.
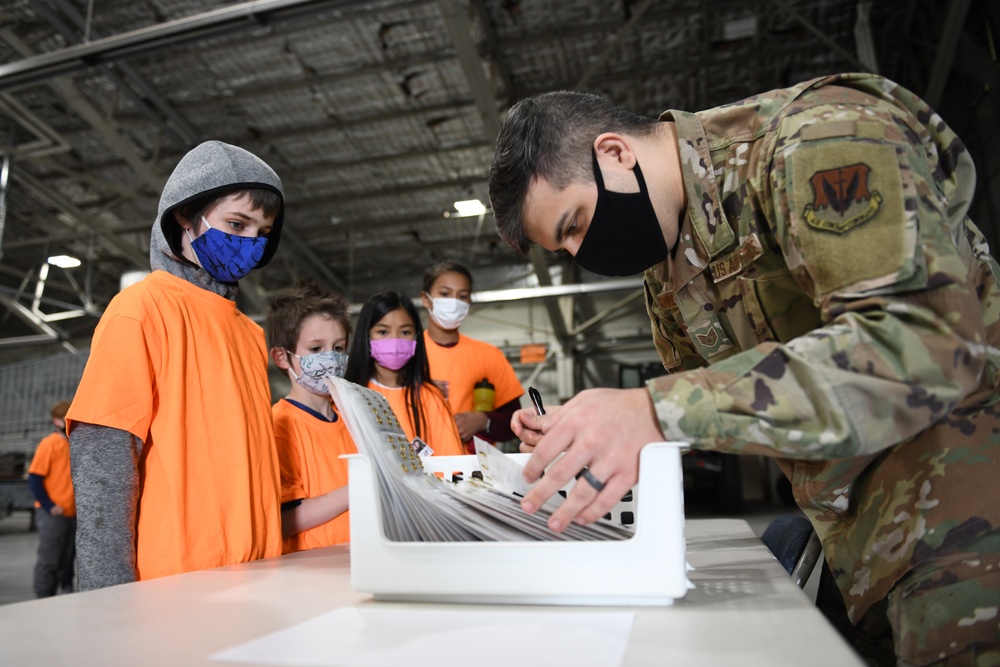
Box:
(0, 0, 368, 91)
(471, 277, 644, 304)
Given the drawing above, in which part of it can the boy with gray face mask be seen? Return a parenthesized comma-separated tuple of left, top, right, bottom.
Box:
(265, 281, 357, 552)
(66, 141, 285, 590)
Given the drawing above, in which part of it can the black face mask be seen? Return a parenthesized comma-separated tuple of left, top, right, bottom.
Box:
(574, 148, 668, 276)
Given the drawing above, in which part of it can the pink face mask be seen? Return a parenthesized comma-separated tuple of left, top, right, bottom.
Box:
(370, 338, 417, 371)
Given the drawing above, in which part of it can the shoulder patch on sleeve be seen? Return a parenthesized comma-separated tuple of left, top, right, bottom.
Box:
(803, 163, 884, 234)
(788, 141, 915, 297)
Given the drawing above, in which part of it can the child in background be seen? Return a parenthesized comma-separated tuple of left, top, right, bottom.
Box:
(266, 281, 356, 553)
(345, 291, 464, 457)
(27, 400, 75, 597)
(421, 260, 523, 450)
(66, 141, 285, 590)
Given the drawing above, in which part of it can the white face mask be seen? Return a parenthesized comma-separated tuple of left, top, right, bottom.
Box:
(429, 297, 470, 330)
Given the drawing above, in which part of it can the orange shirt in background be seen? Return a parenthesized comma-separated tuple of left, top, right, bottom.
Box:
(273, 398, 356, 553)
(66, 270, 282, 581)
(28, 432, 75, 517)
(423, 331, 524, 415)
(367, 380, 464, 457)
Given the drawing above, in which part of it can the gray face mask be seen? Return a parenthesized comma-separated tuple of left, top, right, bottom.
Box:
(288, 350, 349, 395)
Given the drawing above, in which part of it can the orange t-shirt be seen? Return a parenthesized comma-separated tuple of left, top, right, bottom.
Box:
(66, 270, 282, 581)
(273, 398, 356, 553)
(423, 332, 524, 414)
(28, 431, 75, 517)
(367, 380, 465, 457)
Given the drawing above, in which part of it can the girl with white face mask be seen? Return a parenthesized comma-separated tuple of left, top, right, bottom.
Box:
(420, 260, 525, 448)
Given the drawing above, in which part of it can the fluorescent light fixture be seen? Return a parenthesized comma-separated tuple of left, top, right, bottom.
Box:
(453, 199, 486, 217)
(47, 254, 81, 268)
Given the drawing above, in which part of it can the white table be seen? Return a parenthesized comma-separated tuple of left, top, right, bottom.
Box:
(0, 519, 861, 666)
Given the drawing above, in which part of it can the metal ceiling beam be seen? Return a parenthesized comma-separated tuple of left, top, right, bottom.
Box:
(0, 93, 71, 157)
(765, 0, 869, 71)
(278, 229, 348, 292)
(468, 0, 513, 103)
(0, 28, 165, 191)
(50, 98, 481, 170)
(924, 0, 972, 108)
(3, 222, 149, 250)
(528, 246, 570, 342)
(515, 41, 863, 102)
(34, 0, 200, 147)
(32, 156, 154, 203)
(436, 0, 500, 139)
(290, 174, 488, 210)
(0, 0, 371, 91)
(253, 100, 478, 141)
(573, 0, 657, 91)
(291, 140, 490, 179)
(568, 289, 644, 337)
(0, 289, 74, 352)
(853, 0, 879, 73)
(13, 170, 148, 268)
(47, 78, 165, 190)
(225, 50, 455, 100)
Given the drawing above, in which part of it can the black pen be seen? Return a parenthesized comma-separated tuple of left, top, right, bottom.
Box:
(528, 386, 546, 416)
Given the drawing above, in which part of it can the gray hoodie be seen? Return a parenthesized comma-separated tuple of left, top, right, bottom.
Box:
(70, 141, 284, 591)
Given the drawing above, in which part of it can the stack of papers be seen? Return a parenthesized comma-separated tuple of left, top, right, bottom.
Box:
(326, 377, 633, 542)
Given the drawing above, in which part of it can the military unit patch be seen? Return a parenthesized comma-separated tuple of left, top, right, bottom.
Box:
(789, 140, 908, 298)
(802, 162, 884, 234)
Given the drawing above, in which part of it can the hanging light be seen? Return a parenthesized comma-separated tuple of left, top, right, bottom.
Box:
(452, 199, 486, 217)
(47, 254, 81, 268)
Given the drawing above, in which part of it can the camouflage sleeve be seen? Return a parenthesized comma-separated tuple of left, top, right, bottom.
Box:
(648, 101, 997, 460)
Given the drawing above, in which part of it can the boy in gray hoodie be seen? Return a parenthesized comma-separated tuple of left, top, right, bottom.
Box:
(66, 141, 285, 590)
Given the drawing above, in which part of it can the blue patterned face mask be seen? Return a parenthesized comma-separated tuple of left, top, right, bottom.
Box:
(186, 215, 268, 283)
(288, 350, 349, 395)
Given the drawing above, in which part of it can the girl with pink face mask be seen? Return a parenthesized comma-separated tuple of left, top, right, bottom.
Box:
(344, 291, 464, 457)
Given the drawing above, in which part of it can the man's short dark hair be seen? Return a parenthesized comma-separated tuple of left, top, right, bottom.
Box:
(488, 91, 657, 254)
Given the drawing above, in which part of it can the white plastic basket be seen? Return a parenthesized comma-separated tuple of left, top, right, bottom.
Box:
(346, 442, 691, 606)
(419, 452, 638, 528)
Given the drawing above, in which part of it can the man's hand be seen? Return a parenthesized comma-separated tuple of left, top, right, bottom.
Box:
(517, 387, 663, 532)
(50, 505, 64, 516)
(454, 411, 488, 442)
(511, 403, 564, 453)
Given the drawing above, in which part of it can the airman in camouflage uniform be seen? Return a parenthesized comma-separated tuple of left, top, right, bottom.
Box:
(488, 74, 1000, 665)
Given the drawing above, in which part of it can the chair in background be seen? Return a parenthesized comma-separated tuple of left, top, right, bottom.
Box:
(760, 514, 823, 588)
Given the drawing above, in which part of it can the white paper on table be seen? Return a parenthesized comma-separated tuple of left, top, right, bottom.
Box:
(210, 607, 635, 667)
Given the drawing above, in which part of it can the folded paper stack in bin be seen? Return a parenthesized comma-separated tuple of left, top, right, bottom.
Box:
(326, 376, 692, 605)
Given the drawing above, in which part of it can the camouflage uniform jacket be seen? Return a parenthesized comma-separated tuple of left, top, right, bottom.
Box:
(644, 73, 1000, 622)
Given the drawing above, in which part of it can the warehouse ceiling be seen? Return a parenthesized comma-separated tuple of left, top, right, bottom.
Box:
(0, 0, 997, 360)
